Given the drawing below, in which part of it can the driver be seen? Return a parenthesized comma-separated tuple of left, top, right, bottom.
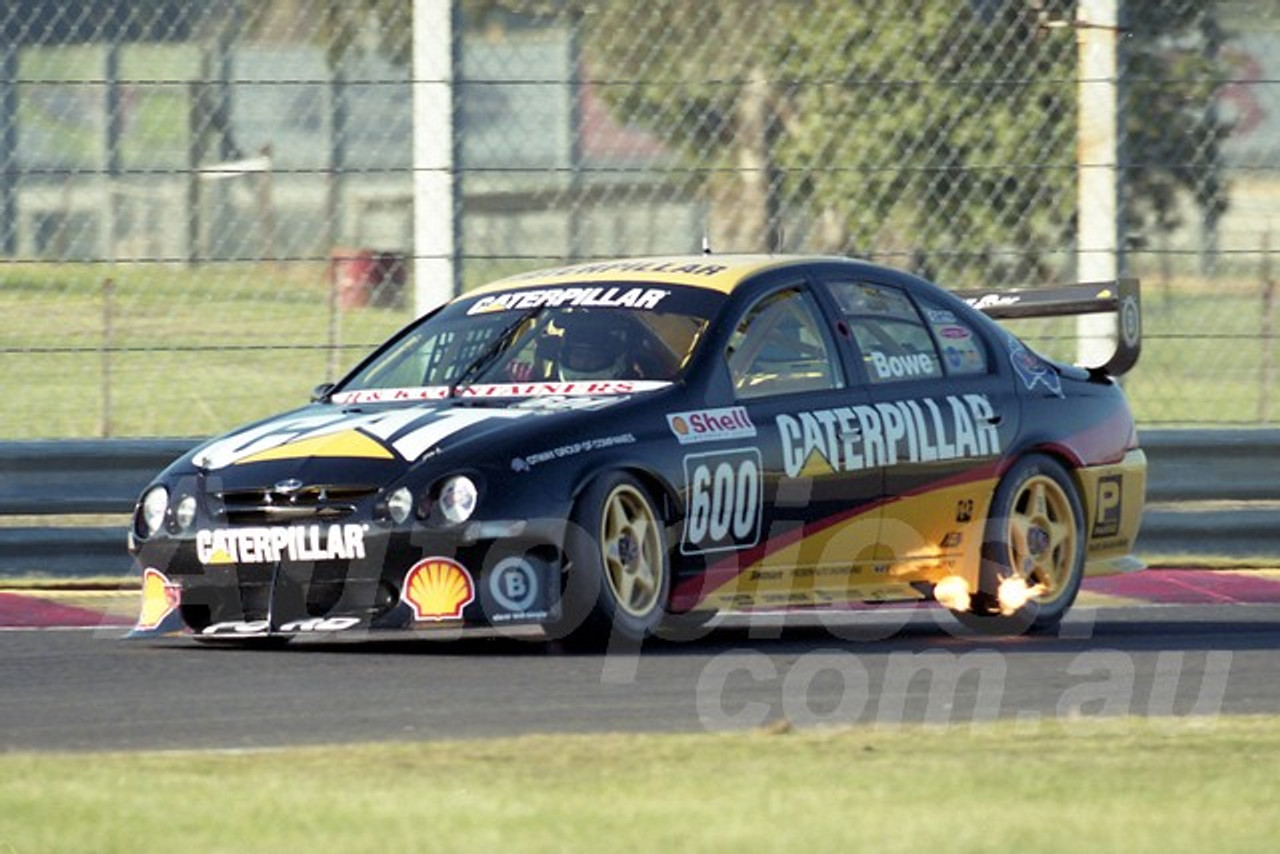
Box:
(554, 311, 643, 381)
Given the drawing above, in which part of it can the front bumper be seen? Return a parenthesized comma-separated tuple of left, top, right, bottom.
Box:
(129, 518, 565, 640)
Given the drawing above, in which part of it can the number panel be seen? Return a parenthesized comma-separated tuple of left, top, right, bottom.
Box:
(680, 448, 763, 555)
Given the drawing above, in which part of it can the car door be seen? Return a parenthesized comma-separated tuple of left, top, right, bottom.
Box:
(680, 281, 885, 611)
(816, 274, 1022, 587)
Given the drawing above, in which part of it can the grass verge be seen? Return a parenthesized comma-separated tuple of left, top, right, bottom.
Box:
(0, 717, 1277, 853)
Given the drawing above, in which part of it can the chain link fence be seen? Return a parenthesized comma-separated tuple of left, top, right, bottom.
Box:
(0, 0, 1275, 438)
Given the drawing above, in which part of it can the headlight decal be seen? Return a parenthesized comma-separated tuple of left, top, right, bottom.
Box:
(438, 475, 478, 524)
(139, 486, 169, 537)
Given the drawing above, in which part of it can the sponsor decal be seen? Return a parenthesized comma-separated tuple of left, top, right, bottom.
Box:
(512, 396, 620, 412)
(196, 523, 367, 565)
(457, 381, 669, 397)
(925, 308, 957, 324)
(194, 407, 531, 469)
(504, 258, 728, 281)
(486, 557, 548, 623)
(467, 286, 670, 315)
(937, 325, 972, 340)
(1088, 536, 1131, 553)
(136, 568, 181, 631)
(201, 620, 270, 637)
(196, 618, 360, 636)
(199, 620, 359, 637)
(870, 351, 937, 381)
(1092, 474, 1124, 539)
(1120, 295, 1141, 348)
(329, 386, 449, 404)
(667, 406, 757, 445)
(776, 394, 1001, 479)
(519, 432, 637, 468)
(681, 449, 764, 555)
(942, 344, 984, 372)
(965, 293, 1022, 311)
(1008, 334, 1063, 397)
(278, 616, 362, 633)
(403, 558, 475, 621)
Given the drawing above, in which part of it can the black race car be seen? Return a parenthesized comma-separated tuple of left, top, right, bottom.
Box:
(130, 255, 1146, 644)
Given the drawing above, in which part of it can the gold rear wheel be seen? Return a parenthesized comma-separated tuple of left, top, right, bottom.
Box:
(1004, 473, 1081, 610)
(959, 454, 1085, 634)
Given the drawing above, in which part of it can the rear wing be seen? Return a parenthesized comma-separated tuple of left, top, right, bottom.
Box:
(954, 278, 1141, 377)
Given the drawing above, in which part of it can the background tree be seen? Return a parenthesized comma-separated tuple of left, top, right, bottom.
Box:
(308, 0, 1230, 286)
(579, 0, 1230, 285)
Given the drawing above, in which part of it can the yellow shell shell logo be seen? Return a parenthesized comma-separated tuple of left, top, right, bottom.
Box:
(403, 558, 475, 621)
(136, 568, 181, 630)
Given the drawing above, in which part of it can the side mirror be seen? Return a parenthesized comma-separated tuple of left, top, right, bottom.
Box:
(311, 382, 335, 403)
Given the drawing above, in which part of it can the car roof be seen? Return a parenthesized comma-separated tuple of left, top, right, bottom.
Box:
(464, 254, 872, 297)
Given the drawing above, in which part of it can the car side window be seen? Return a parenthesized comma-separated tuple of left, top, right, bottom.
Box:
(825, 281, 944, 384)
(917, 299, 990, 376)
(726, 288, 842, 399)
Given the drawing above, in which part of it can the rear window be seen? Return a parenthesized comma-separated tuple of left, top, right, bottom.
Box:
(826, 281, 990, 381)
(826, 281, 943, 384)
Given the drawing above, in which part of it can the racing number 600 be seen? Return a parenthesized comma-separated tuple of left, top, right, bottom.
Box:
(682, 449, 763, 554)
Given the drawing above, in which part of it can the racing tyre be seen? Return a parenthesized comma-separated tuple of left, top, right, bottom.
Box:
(956, 454, 1085, 635)
(557, 472, 671, 648)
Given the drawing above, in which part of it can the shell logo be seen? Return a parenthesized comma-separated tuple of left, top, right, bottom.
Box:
(402, 558, 475, 621)
(670, 415, 689, 435)
(136, 568, 181, 631)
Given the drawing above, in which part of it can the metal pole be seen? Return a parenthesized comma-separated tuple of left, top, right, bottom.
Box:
(412, 0, 459, 313)
(566, 11, 583, 262)
(101, 278, 115, 438)
(186, 82, 204, 266)
(328, 59, 347, 254)
(1076, 0, 1120, 367)
(1, 37, 18, 257)
(1261, 232, 1275, 424)
(105, 39, 123, 263)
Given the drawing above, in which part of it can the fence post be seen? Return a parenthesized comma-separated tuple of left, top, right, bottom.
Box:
(101, 278, 115, 438)
(1076, 0, 1121, 367)
(256, 144, 276, 263)
(0, 34, 16, 257)
(1262, 233, 1276, 423)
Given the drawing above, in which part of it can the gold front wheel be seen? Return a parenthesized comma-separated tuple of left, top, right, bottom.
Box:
(557, 472, 671, 647)
(600, 483, 665, 619)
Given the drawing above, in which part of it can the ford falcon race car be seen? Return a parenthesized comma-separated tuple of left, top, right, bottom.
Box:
(130, 254, 1146, 645)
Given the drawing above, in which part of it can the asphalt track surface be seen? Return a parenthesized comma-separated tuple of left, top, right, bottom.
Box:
(3, 592, 1279, 752)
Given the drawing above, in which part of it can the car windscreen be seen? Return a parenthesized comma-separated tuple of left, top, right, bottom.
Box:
(335, 282, 723, 397)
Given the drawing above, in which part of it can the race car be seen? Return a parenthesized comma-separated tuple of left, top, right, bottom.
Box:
(129, 254, 1146, 645)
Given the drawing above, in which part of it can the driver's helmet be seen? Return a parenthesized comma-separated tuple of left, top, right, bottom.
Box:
(556, 311, 632, 380)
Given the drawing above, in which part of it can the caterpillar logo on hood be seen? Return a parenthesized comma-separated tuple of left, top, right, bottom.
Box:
(193, 407, 531, 470)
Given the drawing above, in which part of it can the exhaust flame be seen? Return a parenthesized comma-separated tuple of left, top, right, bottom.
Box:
(997, 576, 1046, 616)
(933, 575, 972, 613)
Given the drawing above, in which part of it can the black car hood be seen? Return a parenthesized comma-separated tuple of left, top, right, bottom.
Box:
(176, 393, 650, 490)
